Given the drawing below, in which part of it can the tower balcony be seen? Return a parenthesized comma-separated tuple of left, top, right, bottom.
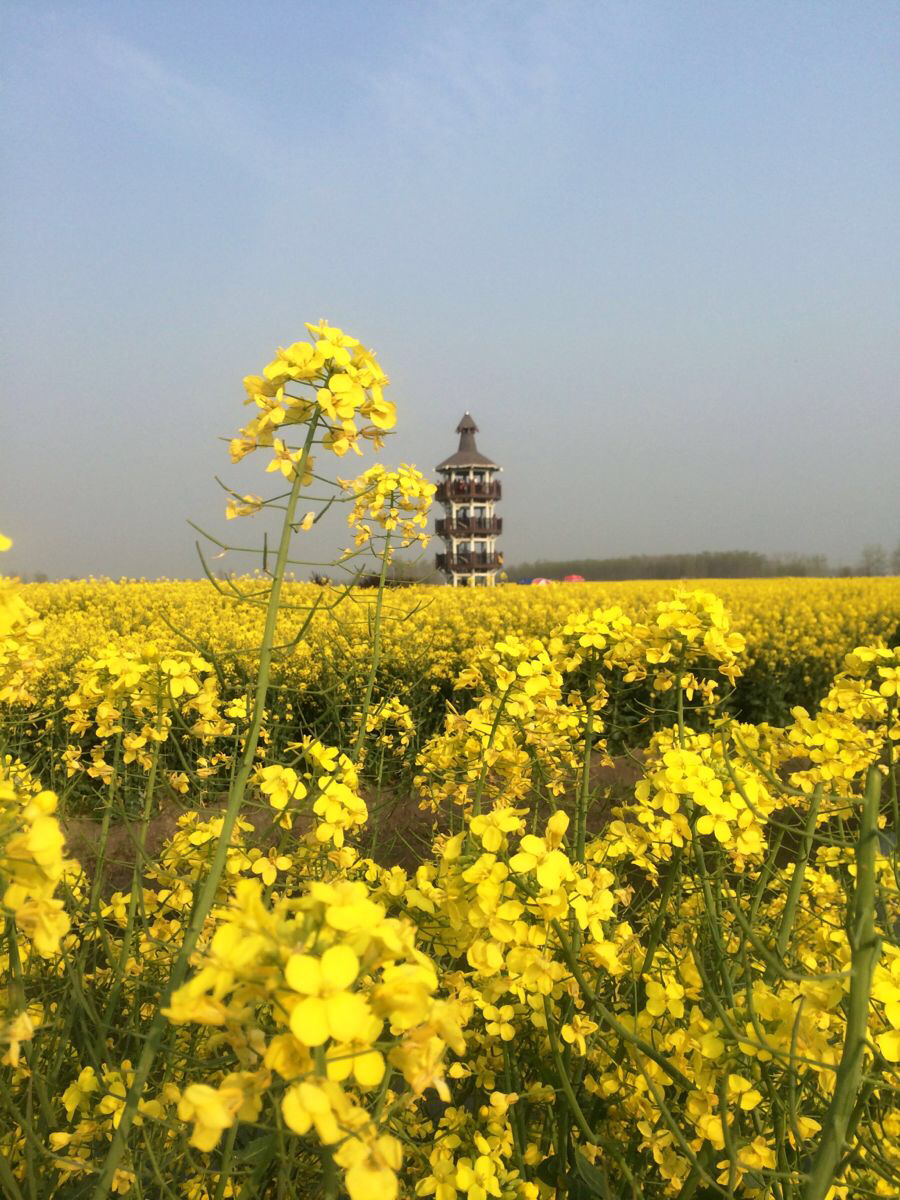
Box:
(436, 551, 503, 573)
(435, 516, 503, 538)
(435, 479, 501, 503)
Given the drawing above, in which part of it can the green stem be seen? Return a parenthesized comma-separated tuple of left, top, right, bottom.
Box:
(5, 917, 25, 1013)
(353, 529, 391, 764)
(673, 1146, 717, 1200)
(637, 848, 683, 980)
(472, 681, 516, 817)
(4, 927, 57, 1133)
(801, 766, 881, 1200)
(90, 414, 320, 1199)
(0, 1152, 24, 1200)
(550, 918, 693, 1092)
(886, 699, 898, 841)
(575, 666, 596, 862)
(542, 996, 598, 1145)
(321, 1145, 339, 1199)
(89, 733, 122, 911)
(775, 785, 822, 960)
(96, 730, 163, 1050)
(214, 1123, 239, 1200)
(502, 1045, 529, 1180)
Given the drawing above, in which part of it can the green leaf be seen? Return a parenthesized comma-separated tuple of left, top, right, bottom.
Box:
(236, 1131, 278, 1165)
(573, 1149, 612, 1198)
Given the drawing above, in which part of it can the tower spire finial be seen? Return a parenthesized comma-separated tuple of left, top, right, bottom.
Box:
(456, 412, 479, 453)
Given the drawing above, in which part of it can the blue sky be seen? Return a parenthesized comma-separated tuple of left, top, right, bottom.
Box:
(2, 0, 898, 577)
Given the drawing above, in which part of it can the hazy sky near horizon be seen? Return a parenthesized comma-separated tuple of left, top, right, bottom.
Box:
(2, 0, 899, 579)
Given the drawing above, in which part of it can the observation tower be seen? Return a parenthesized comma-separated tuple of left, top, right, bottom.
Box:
(435, 413, 502, 586)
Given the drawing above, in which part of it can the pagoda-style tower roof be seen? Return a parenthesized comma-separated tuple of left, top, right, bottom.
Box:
(435, 413, 500, 471)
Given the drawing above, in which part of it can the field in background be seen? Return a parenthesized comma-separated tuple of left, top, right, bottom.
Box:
(5, 564, 900, 1199)
(24, 572, 900, 728)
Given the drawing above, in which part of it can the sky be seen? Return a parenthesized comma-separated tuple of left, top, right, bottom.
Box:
(1, 0, 899, 579)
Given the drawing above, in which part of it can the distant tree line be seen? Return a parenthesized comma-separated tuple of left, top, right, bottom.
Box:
(507, 545, 900, 582)
(16, 543, 899, 585)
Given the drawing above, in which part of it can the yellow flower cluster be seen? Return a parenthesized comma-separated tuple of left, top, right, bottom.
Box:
(14, 578, 899, 749)
(363, 695, 416, 757)
(62, 644, 234, 789)
(231, 321, 394, 468)
(563, 589, 745, 692)
(0, 758, 71, 957)
(416, 631, 588, 810)
(628, 733, 777, 865)
(0, 533, 43, 706)
(165, 875, 466, 1200)
(341, 463, 436, 552)
(256, 738, 368, 843)
(787, 642, 900, 796)
(416, 592, 752, 815)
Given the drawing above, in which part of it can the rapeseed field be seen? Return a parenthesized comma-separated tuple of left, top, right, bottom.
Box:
(2, 324, 899, 1199)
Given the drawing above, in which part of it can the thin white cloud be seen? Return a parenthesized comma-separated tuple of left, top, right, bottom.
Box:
(57, 20, 278, 170)
(361, 0, 576, 162)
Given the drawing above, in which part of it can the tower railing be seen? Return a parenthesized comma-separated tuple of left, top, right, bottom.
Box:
(435, 480, 501, 503)
(435, 516, 502, 538)
(435, 552, 503, 572)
